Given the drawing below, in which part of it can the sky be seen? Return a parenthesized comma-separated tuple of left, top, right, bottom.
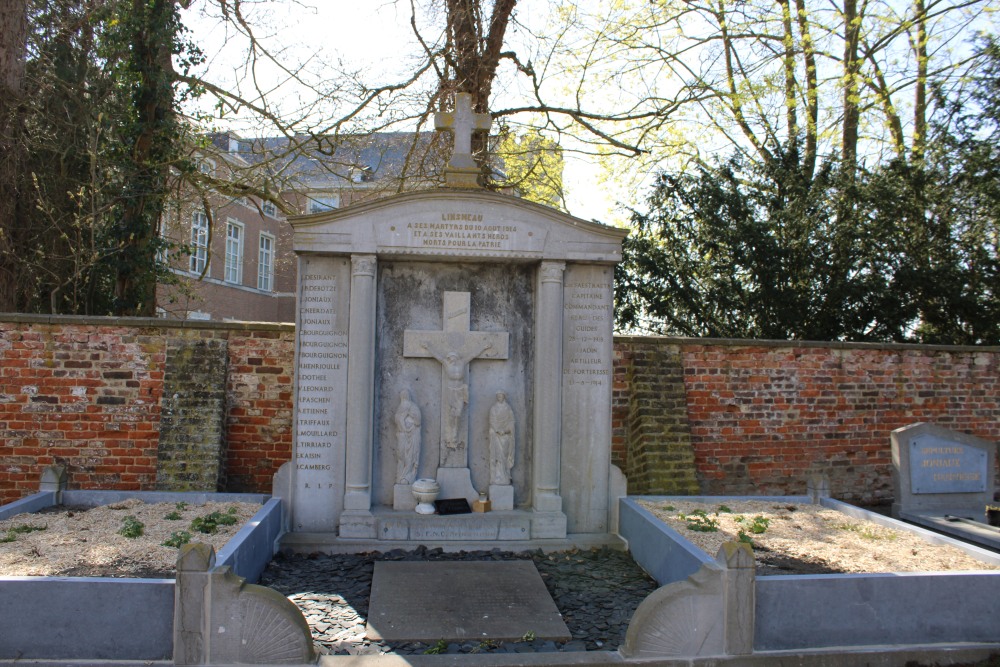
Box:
(183, 0, 623, 224)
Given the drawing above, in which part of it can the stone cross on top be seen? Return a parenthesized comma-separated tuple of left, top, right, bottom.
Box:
(403, 291, 509, 468)
(435, 92, 491, 188)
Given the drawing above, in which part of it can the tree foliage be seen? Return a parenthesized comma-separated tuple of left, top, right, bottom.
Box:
(0, 0, 203, 315)
(617, 41, 1000, 344)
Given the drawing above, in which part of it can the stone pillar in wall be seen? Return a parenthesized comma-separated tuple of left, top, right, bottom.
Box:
(532, 261, 567, 536)
(341, 254, 378, 537)
(156, 337, 229, 491)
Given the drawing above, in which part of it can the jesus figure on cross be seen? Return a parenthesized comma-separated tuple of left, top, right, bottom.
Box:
(421, 340, 494, 453)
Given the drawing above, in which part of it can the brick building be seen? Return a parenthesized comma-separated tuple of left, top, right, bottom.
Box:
(156, 132, 442, 322)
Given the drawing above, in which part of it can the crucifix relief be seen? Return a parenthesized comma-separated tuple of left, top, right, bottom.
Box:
(434, 92, 492, 188)
(403, 291, 509, 468)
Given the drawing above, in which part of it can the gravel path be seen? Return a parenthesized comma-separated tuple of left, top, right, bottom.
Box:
(260, 547, 657, 657)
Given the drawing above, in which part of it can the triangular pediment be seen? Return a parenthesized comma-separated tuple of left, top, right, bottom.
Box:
(289, 189, 627, 263)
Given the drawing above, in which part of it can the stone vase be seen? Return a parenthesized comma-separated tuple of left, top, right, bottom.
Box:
(412, 478, 440, 515)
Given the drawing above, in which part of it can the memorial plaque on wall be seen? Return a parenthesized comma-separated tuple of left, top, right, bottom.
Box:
(292, 255, 352, 531)
(560, 264, 614, 533)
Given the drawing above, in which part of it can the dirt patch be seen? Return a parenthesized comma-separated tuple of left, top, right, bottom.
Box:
(638, 499, 1000, 575)
(0, 499, 260, 578)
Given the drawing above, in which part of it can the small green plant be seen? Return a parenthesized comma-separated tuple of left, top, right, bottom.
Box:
(748, 515, 770, 534)
(162, 531, 192, 548)
(423, 640, 448, 655)
(190, 511, 239, 534)
(119, 515, 145, 538)
(227, 506, 239, 515)
(472, 639, 500, 653)
(521, 630, 536, 642)
(190, 515, 217, 534)
(681, 509, 719, 532)
(175, 501, 188, 511)
(737, 530, 754, 545)
(717, 504, 733, 513)
(164, 511, 182, 520)
(661, 504, 676, 512)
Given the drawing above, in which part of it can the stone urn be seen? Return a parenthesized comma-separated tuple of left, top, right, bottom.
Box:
(412, 478, 440, 515)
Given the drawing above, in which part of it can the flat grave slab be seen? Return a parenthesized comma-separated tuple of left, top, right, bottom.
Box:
(365, 561, 570, 643)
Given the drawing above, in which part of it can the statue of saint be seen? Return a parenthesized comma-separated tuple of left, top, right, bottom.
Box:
(489, 391, 515, 485)
(421, 340, 493, 454)
(394, 389, 421, 485)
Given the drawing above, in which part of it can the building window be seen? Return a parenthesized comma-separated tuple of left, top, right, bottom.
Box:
(198, 158, 216, 176)
(262, 200, 277, 217)
(190, 211, 209, 274)
(307, 193, 339, 214)
(225, 220, 244, 284)
(258, 233, 274, 292)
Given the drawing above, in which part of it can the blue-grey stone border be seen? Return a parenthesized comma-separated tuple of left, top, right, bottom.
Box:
(621, 495, 1000, 652)
(0, 490, 282, 661)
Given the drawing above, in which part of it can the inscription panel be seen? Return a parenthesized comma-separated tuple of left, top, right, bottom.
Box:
(560, 264, 614, 533)
(909, 434, 988, 494)
(375, 211, 545, 257)
(292, 255, 352, 531)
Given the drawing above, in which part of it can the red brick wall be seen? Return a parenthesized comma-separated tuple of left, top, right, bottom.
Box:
(0, 316, 295, 504)
(225, 329, 295, 493)
(614, 337, 1000, 504)
(2, 316, 997, 507)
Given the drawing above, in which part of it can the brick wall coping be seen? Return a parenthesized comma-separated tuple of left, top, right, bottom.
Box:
(613, 334, 1000, 354)
(0, 313, 295, 332)
(2, 314, 995, 354)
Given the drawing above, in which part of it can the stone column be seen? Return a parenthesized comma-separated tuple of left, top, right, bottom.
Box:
(343, 254, 377, 516)
(532, 261, 566, 534)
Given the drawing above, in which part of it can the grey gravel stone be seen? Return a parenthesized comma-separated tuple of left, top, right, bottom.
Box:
(259, 547, 656, 656)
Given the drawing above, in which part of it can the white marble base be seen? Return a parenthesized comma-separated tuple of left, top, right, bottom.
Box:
(338, 510, 377, 538)
(393, 484, 417, 511)
(436, 467, 479, 504)
(530, 511, 568, 539)
(375, 508, 532, 541)
(489, 484, 514, 511)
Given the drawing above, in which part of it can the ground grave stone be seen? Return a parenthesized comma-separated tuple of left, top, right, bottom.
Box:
(365, 561, 570, 642)
(285, 93, 627, 547)
(891, 422, 1000, 550)
(891, 422, 995, 517)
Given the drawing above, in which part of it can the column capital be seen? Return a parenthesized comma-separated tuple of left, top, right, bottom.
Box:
(351, 254, 377, 277)
(539, 261, 566, 284)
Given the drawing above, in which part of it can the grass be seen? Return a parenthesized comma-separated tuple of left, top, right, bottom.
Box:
(0, 524, 47, 543)
(835, 521, 898, 541)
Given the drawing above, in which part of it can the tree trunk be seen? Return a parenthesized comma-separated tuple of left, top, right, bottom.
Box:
(779, 0, 798, 149)
(794, 0, 819, 178)
(444, 0, 517, 180)
(114, 0, 176, 316)
(0, 0, 28, 312)
(842, 0, 861, 176)
(912, 0, 927, 162)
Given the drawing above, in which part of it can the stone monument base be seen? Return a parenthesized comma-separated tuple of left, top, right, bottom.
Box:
(375, 507, 533, 541)
(393, 483, 417, 511)
(339, 509, 377, 539)
(436, 467, 478, 505)
(489, 484, 514, 511)
(281, 517, 623, 555)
